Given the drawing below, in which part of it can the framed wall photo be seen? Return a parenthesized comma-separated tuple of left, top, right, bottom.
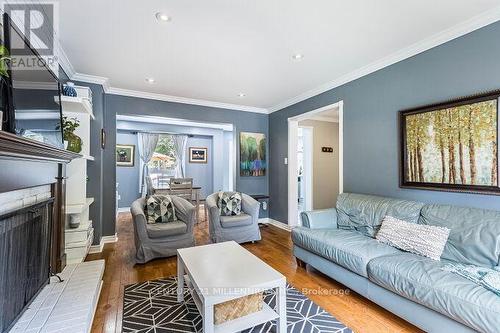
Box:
(189, 147, 208, 163)
(400, 90, 500, 194)
(240, 132, 266, 176)
(116, 144, 135, 167)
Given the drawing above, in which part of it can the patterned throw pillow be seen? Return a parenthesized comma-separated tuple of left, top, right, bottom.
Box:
(376, 216, 450, 260)
(146, 195, 177, 224)
(217, 191, 242, 216)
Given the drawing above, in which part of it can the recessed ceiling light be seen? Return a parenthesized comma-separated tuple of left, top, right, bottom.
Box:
(238, 93, 246, 98)
(146, 77, 155, 84)
(292, 53, 304, 60)
(155, 12, 171, 22)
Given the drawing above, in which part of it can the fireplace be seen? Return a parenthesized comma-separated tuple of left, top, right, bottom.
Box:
(0, 131, 79, 333)
(0, 196, 54, 332)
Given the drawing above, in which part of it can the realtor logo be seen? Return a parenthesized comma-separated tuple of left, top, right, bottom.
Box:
(1, 1, 59, 71)
(2, 2, 56, 55)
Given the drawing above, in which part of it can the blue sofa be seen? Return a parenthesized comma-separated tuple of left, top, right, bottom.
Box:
(292, 193, 500, 333)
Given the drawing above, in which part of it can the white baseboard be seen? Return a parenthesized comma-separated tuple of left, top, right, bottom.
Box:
(88, 233, 118, 254)
(258, 218, 292, 232)
(117, 207, 130, 213)
(88, 242, 104, 254)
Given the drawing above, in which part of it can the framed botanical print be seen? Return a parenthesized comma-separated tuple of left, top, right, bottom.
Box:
(400, 90, 500, 194)
(189, 147, 207, 163)
(116, 144, 135, 167)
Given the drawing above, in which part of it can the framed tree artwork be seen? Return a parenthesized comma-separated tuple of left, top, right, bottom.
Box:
(116, 144, 135, 167)
(400, 90, 500, 194)
(240, 132, 266, 176)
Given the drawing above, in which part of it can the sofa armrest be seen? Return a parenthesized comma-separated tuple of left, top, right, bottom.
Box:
(300, 208, 338, 229)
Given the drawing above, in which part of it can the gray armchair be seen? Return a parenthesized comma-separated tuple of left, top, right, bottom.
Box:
(130, 196, 196, 263)
(206, 192, 261, 244)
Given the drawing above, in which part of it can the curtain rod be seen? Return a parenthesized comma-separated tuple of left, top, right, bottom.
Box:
(128, 130, 193, 137)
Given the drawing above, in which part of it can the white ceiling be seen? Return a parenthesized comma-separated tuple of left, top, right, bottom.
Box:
(57, 0, 500, 113)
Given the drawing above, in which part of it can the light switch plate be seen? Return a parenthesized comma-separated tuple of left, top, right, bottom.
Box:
(284, 158, 288, 165)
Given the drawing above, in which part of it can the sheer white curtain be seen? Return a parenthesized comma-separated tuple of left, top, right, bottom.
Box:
(138, 133, 159, 197)
(172, 134, 188, 177)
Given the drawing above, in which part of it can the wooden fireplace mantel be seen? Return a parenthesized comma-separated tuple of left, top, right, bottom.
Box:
(0, 131, 80, 162)
(0, 130, 80, 273)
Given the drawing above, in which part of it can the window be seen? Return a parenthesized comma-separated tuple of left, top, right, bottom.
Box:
(147, 135, 177, 187)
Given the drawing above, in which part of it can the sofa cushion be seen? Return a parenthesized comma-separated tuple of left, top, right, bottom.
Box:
(220, 213, 252, 228)
(291, 227, 401, 277)
(146, 221, 187, 238)
(336, 193, 425, 237)
(367, 253, 500, 333)
(376, 216, 450, 260)
(419, 204, 500, 267)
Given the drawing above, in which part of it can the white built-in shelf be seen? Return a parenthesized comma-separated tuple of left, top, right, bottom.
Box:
(66, 197, 95, 214)
(66, 219, 92, 233)
(80, 154, 95, 161)
(56, 95, 95, 119)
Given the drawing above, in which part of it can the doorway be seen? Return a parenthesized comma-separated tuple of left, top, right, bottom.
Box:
(288, 101, 344, 227)
(297, 126, 313, 220)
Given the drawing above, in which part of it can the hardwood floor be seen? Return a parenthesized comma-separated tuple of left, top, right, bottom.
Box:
(87, 212, 422, 333)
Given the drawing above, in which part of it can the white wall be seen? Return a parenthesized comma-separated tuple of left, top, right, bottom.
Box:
(298, 119, 339, 209)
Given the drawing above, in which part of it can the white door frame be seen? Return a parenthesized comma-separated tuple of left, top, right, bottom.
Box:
(287, 100, 344, 227)
(299, 126, 314, 212)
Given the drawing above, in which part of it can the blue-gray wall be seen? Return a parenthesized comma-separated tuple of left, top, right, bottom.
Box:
(116, 130, 214, 207)
(106, 94, 269, 195)
(116, 131, 141, 208)
(269, 21, 500, 223)
(185, 136, 214, 199)
(102, 94, 269, 236)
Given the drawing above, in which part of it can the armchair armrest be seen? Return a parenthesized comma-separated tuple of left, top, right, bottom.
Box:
(206, 193, 222, 229)
(130, 199, 150, 240)
(300, 208, 338, 229)
(171, 196, 196, 233)
(241, 193, 260, 224)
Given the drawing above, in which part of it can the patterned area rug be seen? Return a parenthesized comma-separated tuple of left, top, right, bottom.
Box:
(123, 276, 352, 333)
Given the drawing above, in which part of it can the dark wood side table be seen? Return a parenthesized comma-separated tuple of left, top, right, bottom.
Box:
(250, 194, 270, 227)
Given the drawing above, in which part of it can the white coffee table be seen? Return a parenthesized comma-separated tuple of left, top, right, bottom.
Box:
(177, 241, 287, 333)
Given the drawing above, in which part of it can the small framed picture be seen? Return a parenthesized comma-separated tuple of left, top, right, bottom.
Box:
(116, 144, 135, 167)
(189, 147, 207, 163)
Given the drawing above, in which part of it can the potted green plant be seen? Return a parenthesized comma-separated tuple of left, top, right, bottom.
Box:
(58, 116, 83, 153)
(0, 44, 11, 78)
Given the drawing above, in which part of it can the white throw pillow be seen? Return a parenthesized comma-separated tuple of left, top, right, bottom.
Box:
(376, 216, 450, 260)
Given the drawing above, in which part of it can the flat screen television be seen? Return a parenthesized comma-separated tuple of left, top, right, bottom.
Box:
(1, 13, 63, 149)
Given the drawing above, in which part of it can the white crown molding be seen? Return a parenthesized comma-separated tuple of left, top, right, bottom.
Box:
(57, 43, 76, 79)
(117, 115, 234, 131)
(268, 6, 500, 113)
(56, 5, 500, 115)
(107, 87, 269, 114)
(72, 72, 111, 92)
(58, 61, 269, 113)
